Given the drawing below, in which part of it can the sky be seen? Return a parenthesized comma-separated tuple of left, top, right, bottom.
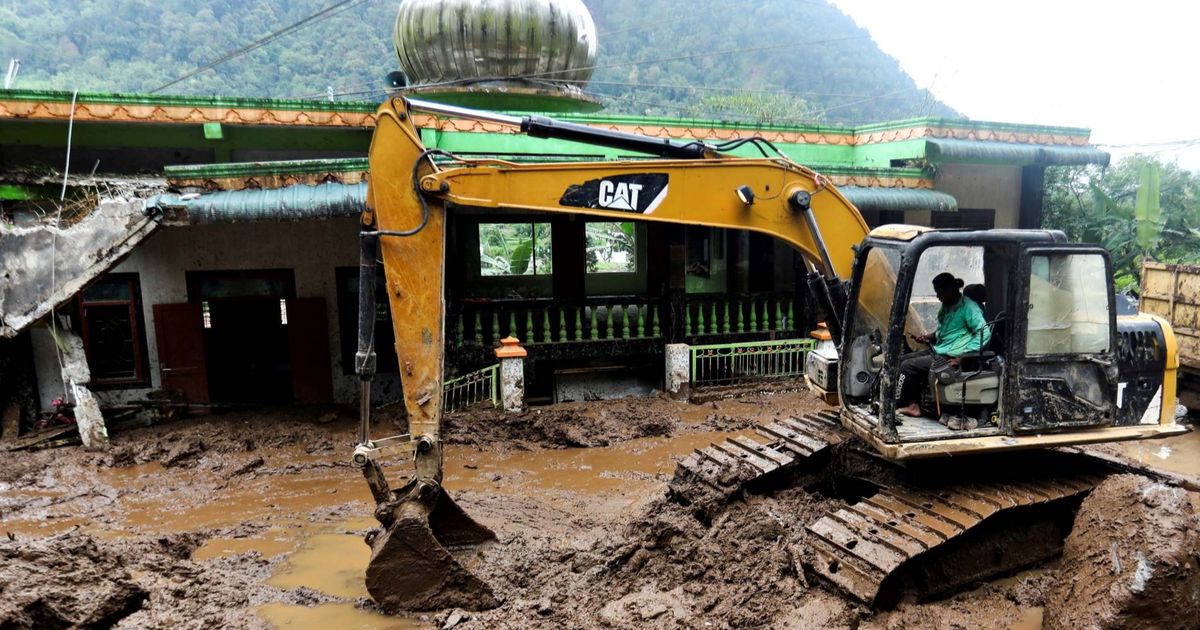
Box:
(831, 0, 1200, 168)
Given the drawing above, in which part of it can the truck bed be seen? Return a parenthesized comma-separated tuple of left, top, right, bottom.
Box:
(1141, 261, 1200, 411)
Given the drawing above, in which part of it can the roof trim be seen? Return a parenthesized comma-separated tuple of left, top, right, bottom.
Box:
(2, 89, 1096, 142)
(0, 88, 378, 113)
(840, 186, 958, 213)
(926, 138, 1110, 166)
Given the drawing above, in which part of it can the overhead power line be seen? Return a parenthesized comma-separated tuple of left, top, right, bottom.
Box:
(150, 0, 373, 94)
(1098, 138, 1200, 149)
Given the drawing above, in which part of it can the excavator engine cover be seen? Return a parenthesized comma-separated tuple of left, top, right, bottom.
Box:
(365, 479, 499, 611)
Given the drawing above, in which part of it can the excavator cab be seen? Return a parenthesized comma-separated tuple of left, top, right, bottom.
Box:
(837, 227, 1184, 459)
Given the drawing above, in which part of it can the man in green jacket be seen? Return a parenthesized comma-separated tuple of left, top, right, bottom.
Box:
(896, 272, 991, 420)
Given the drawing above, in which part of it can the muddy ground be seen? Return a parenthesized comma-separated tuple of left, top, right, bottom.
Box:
(1, 388, 1198, 629)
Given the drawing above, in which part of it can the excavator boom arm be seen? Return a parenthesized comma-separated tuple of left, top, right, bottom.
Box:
(365, 97, 868, 448)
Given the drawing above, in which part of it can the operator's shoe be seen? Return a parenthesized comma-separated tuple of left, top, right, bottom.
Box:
(946, 416, 978, 431)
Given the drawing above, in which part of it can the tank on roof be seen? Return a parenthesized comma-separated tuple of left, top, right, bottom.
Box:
(392, 0, 601, 112)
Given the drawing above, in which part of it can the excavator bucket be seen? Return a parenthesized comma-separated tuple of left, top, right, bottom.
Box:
(365, 480, 499, 611)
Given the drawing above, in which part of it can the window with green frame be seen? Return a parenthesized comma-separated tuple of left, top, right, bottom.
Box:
(478, 223, 553, 276)
(585, 222, 637, 274)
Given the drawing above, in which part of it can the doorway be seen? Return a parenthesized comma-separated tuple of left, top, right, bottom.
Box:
(187, 270, 295, 404)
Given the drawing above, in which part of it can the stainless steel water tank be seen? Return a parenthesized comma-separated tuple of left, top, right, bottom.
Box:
(393, 0, 598, 87)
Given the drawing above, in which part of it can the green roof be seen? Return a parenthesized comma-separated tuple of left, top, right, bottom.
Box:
(926, 138, 1110, 166)
(840, 187, 957, 213)
(2, 88, 1096, 141)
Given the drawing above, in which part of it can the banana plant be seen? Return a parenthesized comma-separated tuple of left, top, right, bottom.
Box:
(1134, 162, 1163, 251)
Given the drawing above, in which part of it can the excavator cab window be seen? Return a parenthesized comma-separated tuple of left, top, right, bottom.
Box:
(1009, 245, 1119, 431)
(840, 245, 901, 406)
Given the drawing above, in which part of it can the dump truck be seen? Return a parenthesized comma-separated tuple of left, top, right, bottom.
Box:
(349, 97, 1190, 611)
(1140, 261, 1200, 413)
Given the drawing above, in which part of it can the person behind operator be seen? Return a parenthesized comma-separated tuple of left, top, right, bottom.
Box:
(895, 272, 991, 418)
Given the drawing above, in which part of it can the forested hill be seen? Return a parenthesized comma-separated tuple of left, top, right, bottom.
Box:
(0, 0, 957, 124)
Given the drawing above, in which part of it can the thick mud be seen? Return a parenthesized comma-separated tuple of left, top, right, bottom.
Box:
(1, 390, 1197, 628)
(442, 386, 813, 450)
(1043, 474, 1200, 630)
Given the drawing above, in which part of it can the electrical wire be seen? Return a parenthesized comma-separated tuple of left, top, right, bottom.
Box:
(151, 0, 373, 94)
(563, 80, 908, 100)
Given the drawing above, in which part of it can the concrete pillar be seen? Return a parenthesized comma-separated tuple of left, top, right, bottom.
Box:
(665, 343, 690, 400)
(57, 328, 108, 449)
(494, 336, 527, 413)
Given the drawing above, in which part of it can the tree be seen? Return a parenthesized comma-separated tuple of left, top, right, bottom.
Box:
(1043, 156, 1200, 291)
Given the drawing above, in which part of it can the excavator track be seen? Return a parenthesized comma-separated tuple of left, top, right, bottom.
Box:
(669, 410, 1111, 607)
(669, 410, 846, 509)
(807, 471, 1105, 606)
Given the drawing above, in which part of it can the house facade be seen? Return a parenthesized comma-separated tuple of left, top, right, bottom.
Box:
(0, 89, 1109, 425)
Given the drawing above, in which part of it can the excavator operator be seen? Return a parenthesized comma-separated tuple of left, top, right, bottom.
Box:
(896, 272, 991, 419)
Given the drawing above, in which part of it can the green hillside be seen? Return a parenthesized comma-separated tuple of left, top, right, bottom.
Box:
(0, 0, 956, 124)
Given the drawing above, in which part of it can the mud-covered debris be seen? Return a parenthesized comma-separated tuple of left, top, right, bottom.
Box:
(1044, 474, 1200, 630)
(442, 398, 676, 450)
(232, 456, 266, 476)
(0, 533, 149, 627)
(162, 438, 206, 467)
(441, 609, 468, 629)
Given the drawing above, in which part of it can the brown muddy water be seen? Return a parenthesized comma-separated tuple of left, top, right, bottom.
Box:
(0, 394, 776, 628)
(1, 391, 1196, 629)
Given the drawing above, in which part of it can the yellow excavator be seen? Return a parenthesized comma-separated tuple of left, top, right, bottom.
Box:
(351, 97, 1189, 611)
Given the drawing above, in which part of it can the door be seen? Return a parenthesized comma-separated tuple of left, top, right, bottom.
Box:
(1010, 246, 1118, 431)
(287, 297, 333, 404)
(153, 303, 210, 403)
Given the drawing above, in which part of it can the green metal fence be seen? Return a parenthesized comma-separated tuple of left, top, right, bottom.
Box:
(443, 363, 499, 412)
(689, 338, 815, 387)
(682, 296, 797, 337)
(452, 301, 663, 348)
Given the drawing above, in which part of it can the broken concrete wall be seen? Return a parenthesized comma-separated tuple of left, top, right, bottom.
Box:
(57, 328, 108, 448)
(0, 198, 161, 337)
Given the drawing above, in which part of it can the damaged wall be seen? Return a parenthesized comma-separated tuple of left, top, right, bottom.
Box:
(0, 198, 161, 337)
(84, 216, 399, 407)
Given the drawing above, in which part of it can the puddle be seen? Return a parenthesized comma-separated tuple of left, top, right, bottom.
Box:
(1011, 607, 1043, 630)
(443, 428, 754, 498)
(267, 533, 371, 599)
(194, 534, 298, 561)
(1111, 429, 1200, 476)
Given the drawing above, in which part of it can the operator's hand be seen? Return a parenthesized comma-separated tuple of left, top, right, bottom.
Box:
(948, 357, 961, 368)
(915, 332, 936, 344)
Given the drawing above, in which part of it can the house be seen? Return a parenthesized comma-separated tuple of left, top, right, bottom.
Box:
(0, 88, 1109, 437)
